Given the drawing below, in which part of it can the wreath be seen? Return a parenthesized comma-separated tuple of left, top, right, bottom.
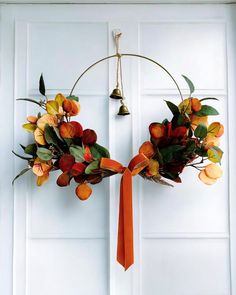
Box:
(13, 34, 224, 270)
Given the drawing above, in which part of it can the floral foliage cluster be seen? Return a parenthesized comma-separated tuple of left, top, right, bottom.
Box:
(138, 75, 224, 186)
(13, 75, 114, 200)
(13, 75, 224, 199)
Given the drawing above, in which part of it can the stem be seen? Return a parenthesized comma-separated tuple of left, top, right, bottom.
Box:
(69, 53, 183, 101)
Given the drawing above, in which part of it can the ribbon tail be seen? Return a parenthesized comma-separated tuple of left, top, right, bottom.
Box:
(117, 169, 134, 270)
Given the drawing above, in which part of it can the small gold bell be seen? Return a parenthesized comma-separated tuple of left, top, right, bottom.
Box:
(110, 87, 123, 100)
(117, 104, 130, 116)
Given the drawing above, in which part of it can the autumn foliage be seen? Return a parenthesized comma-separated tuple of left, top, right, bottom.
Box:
(13, 74, 224, 198)
(138, 76, 224, 186)
(13, 74, 112, 199)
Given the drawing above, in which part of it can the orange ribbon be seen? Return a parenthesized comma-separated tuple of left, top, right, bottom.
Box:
(100, 153, 149, 270)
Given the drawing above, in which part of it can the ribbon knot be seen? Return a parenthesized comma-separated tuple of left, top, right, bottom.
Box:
(100, 153, 149, 270)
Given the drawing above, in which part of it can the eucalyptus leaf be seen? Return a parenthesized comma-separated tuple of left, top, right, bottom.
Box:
(24, 143, 37, 156)
(93, 143, 110, 158)
(20, 144, 26, 151)
(207, 146, 223, 164)
(182, 75, 195, 97)
(200, 97, 219, 102)
(12, 168, 31, 185)
(194, 105, 219, 116)
(12, 150, 32, 160)
(160, 145, 185, 163)
(17, 98, 43, 107)
(194, 124, 208, 139)
(53, 127, 63, 141)
(36, 147, 52, 161)
(162, 118, 169, 125)
(67, 95, 79, 102)
(90, 146, 102, 160)
(165, 100, 180, 115)
(69, 145, 84, 162)
(39, 73, 46, 96)
(44, 124, 62, 146)
(85, 160, 100, 174)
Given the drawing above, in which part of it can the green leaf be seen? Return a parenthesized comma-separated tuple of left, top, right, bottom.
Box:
(186, 140, 196, 154)
(154, 148, 164, 166)
(162, 118, 169, 125)
(39, 73, 46, 96)
(64, 138, 73, 147)
(67, 95, 79, 102)
(194, 105, 219, 116)
(22, 123, 37, 133)
(36, 147, 52, 161)
(85, 160, 100, 174)
(194, 124, 208, 139)
(175, 114, 185, 127)
(182, 75, 195, 97)
(17, 98, 43, 107)
(53, 127, 63, 141)
(12, 150, 32, 160)
(20, 144, 26, 151)
(44, 124, 62, 146)
(200, 97, 219, 102)
(24, 143, 37, 156)
(160, 145, 185, 163)
(69, 145, 84, 162)
(207, 146, 223, 163)
(90, 146, 102, 160)
(12, 168, 31, 185)
(165, 101, 180, 115)
(93, 143, 110, 158)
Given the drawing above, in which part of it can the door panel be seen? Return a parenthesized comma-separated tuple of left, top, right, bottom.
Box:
(0, 4, 235, 295)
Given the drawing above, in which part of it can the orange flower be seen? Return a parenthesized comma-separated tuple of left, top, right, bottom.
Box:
(32, 157, 52, 186)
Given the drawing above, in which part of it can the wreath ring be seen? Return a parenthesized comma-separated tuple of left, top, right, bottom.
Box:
(13, 33, 224, 270)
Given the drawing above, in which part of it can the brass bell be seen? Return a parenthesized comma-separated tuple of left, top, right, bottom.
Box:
(117, 104, 130, 116)
(110, 87, 123, 99)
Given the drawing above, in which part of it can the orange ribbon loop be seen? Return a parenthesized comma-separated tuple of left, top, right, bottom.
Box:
(100, 153, 149, 270)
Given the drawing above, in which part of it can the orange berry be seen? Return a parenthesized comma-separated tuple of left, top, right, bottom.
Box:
(75, 183, 92, 200)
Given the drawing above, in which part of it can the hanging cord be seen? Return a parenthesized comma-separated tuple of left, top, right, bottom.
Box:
(115, 33, 122, 90)
(114, 32, 126, 105)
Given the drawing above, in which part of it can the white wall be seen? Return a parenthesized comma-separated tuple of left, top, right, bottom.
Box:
(0, 4, 235, 295)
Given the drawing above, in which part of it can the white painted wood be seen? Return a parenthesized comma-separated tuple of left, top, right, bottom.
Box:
(0, 0, 235, 4)
(0, 5, 15, 295)
(0, 3, 235, 295)
(226, 4, 236, 295)
(142, 239, 230, 295)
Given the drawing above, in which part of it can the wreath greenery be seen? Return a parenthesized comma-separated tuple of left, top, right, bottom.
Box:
(13, 74, 224, 195)
(13, 47, 224, 270)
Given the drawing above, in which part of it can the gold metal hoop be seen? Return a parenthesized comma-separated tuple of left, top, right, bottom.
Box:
(69, 53, 183, 101)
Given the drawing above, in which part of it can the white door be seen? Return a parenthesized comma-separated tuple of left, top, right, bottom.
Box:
(1, 4, 236, 295)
